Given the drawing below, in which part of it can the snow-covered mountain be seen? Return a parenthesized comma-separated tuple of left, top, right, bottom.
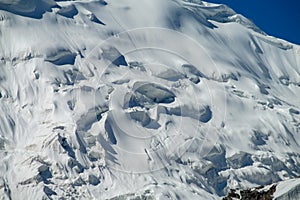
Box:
(0, 0, 300, 199)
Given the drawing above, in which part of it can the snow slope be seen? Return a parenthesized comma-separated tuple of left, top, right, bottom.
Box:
(274, 178, 300, 200)
(0, 0, 300, 199)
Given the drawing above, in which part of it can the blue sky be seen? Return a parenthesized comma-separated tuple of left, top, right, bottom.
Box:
(206, 0, 300, 45)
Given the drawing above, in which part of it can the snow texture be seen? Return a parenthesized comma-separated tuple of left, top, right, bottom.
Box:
(0, 0, 300, 199)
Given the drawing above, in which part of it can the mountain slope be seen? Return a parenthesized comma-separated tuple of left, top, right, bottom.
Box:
(0, 0, 299, 199)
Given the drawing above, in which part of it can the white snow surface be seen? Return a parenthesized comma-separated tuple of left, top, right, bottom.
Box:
(0, 0, 300, 199)
(274, 178, 300, 199)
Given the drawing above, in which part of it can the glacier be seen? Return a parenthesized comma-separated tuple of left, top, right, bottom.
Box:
(0, 0, 300, 199)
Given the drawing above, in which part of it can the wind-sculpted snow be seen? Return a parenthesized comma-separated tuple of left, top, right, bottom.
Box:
(0, 0, 57, 18)
(0, 0, 300, 199)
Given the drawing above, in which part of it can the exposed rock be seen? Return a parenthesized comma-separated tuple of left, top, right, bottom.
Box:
(223, 185, 276, 200)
